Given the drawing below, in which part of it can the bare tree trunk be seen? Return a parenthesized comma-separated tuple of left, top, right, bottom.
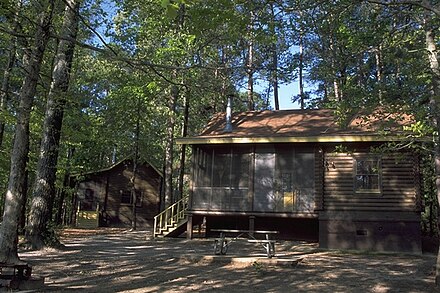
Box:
(163, 84, 178, 208)
(26, 0, 80, 249)
(178, 93, 189, 200)
(424, 14, 440, 286)
(55, 147, 74, 225)
(0, 0, 54, 264)
(327, 13, 341, 102)
(0, 31, 17, 148)
(269, 3, 279, 110)
(247, 41, 254, 111)
(299, 11, 305, 109)
(163, 5, 185, 208)
(247, 8, 255, 111)
(131, 96, 141, 231)
(272, 49, 279, 110)
(375, 45, 384, 104)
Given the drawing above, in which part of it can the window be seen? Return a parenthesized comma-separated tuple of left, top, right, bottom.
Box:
(81, 188, 95, 211)
(355, 158, 380, 193)
(120, 190, 142, 207)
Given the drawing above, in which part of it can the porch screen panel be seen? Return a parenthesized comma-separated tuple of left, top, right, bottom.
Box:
(230, 152, 251, 211)
(294, 152, 315, 212)
(212, 151, 231, 187)
(192, 147, 213, 210)
(193, 146, 251, 211)
(253, 147, 275, 212)
(275, 147, 295, 212)
(194, 147, 212, 187)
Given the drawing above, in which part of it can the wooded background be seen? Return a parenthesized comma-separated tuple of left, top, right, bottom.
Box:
(0, 0, 439, 277)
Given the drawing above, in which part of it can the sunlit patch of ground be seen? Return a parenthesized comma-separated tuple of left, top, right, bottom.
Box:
(17, 229, 439, 293)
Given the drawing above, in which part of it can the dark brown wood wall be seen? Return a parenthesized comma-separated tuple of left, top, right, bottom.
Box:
(323, 152, 418, 211)
(78, 161, 161, 228)
(105, 162, 161, 227)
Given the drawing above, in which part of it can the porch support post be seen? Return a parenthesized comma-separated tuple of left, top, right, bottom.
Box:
(249, 215, 255, 237)
(186, 214, 193, 239)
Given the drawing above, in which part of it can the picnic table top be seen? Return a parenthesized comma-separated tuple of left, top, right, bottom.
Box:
(211, 229, 279, 234)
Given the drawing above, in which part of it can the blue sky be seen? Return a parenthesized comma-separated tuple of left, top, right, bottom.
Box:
(276, 83, 301, 110)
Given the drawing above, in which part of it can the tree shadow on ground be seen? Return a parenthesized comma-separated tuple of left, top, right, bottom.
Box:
(19, 231, 439, 293)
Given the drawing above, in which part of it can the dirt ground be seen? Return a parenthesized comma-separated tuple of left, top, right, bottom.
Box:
(16, 228, 440, 292)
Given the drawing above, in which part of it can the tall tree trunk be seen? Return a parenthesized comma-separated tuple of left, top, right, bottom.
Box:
(0, 0, 54, 264)
(328, 15, 341, 102)
(27, 0, 80, 249)
(55, 147, 74, 225)
(272, 49, 279, 110)
(299, 10, 305, 109)
(163, 85, 178, 208)
(131, 96, 141, 231)
(178, 92, 189, 200)
(0, 24, 18, 148)
(247, 40, 254, 111)
(163, 4, 185, 208)
(269, 3, 279, 110)
(247, 8, 255, 111)
(375, 45, 384, 104)
(424, 14, 440, 286)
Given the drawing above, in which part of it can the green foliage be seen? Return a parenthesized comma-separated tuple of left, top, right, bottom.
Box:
(404, 121, 436, 138)
(1, 0, 439, 232)
(333, 145, 350, 154)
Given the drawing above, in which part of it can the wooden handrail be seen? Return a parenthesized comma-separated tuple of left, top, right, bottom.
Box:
(153, 195, 189, 237)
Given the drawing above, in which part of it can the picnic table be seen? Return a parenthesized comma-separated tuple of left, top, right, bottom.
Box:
(211, 229, 279, 258)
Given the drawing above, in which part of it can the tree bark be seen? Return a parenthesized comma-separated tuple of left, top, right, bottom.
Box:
(163, 84, 178, 208)
(424, 14, 440, 286)
(131, 96, 141, 231)
(0, 0, 54, 264)
(299, 11, 305, 109)
(375, 45, 384, 104)
(269, 3, 279, 110)
(247, 8, 255, 111)
(26, 0, 80, 249)
(178, 93, 189, 200)
(0, 24, 18, 148)
(163, 5, 185, 208)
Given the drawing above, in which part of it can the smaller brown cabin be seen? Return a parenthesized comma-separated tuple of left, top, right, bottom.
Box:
(72, 159, 162, 228)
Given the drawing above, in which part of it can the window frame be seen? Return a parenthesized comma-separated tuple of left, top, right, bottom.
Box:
(353, 156, 382, 194)
(120, 190, 142, 207)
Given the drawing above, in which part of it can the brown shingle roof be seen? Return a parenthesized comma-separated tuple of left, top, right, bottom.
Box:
(200, 109, 337, 137)
(177, 109, 413, 144)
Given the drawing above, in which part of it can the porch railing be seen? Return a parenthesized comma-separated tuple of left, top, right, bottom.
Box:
(153, 195, 189, 237)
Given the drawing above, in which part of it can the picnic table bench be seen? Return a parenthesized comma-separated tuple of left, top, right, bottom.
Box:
(211, 229, 279, 258)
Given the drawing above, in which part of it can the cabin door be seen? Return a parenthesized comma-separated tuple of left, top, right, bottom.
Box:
(293, 152, 315, 212)
(253, 146, 276, 211)
(253, 145, 315, 213)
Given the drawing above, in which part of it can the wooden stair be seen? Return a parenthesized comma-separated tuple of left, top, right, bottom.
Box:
(153, 196, 189, 238)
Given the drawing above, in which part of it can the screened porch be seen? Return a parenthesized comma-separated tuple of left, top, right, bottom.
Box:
(191, 144, 316, 215)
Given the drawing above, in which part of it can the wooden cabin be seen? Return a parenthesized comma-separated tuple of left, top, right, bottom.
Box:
(72, 159, 162, 228)
(177, 109, 422, 253)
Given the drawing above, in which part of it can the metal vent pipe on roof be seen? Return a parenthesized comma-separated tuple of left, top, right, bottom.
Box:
(224, 95, 233, 132)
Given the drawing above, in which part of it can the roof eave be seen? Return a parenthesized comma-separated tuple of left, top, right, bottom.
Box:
(175, 135, 425, 145)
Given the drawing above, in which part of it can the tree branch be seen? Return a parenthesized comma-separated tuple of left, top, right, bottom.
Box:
(367, 0, 440, 17)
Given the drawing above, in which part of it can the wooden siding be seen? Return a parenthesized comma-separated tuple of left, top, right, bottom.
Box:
(323, 153, 417, 211)
(314, 147, 324, 211)
(75, 160, 161, 228)
(103, 162, 161, 226)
